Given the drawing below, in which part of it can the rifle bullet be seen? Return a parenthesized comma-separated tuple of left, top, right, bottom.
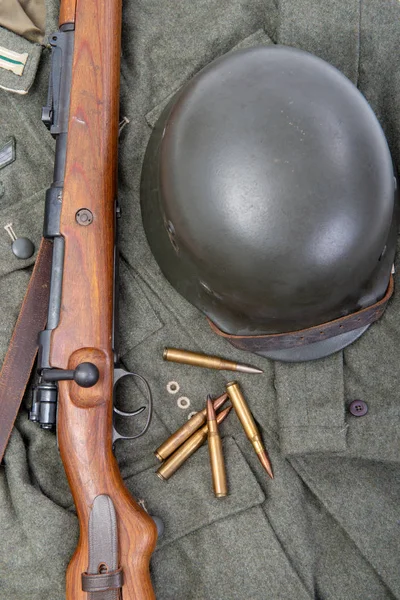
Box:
(226, 381, 274, 479)
(155, 393, 228, 461)
(207, 396, 228, 498)
(163, 347, 263, 374)
(156, 405, 232, 481)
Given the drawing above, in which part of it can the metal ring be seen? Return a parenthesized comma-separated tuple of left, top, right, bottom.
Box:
(187, 411, 197, 420)
(167, 381, 180, 394)
(177, 396, 190, 409)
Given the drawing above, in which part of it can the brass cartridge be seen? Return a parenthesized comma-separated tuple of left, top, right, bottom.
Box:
(156, 406, 231, 481)
(226, 381, 273, 479)
(207, 397, 228, 498)
(155, 393, 228, 461)
(163, 347, 263, 374)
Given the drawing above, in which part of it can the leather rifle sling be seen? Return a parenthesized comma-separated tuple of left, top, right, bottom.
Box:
(0, 238, 52, 463)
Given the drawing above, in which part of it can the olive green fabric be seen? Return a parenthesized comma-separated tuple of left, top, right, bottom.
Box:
(0, 0, 46, 43)
(0, 1, 399, 599)
(0, 0, 54, 94)
(0, 27, 42, 94)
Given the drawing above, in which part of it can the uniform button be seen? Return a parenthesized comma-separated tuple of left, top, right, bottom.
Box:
(4, 223, 35, 259)
(349, 400, 368, 417)
(12, 237, 35, 259)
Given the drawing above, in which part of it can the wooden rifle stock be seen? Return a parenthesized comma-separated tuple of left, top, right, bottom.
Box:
(50, 1, 157, 598)
(59, 0, 76, 26)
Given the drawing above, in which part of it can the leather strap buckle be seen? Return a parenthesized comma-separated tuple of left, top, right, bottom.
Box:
(81, 567, 123, 593)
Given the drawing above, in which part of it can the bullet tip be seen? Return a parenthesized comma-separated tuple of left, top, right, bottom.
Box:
(235, 364, 263, 374)
(212, 392, 228, 411)
(258, 451, 274, 479)
(206, 395, 216, 421)
(215, 405, 232, 425)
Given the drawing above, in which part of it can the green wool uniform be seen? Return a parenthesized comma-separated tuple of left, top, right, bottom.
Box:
(0, 1, 399, 599)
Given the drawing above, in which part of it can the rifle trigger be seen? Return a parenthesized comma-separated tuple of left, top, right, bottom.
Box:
(113, 405, 145, 418)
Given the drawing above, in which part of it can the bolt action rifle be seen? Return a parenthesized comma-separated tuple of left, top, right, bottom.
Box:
(0, 0, 157, 598)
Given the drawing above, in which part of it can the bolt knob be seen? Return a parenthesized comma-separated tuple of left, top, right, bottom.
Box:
(73, 362, 100, 387)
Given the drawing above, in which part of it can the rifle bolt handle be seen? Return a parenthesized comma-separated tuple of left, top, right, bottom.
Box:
(74, 362, 100, 387)
(42, 362, 100, 388)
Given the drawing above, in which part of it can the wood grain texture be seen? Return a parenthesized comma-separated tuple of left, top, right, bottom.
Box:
(59, 0, 77, 26)
(49, 0, 157, 597)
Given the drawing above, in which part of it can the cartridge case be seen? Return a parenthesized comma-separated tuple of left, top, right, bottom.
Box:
(155, 393, 228, 461)
(156, 405, 231, 481)
(207, 398, 228, 497)
(226, 381, 273, 479)
(163, 347, 262, 374)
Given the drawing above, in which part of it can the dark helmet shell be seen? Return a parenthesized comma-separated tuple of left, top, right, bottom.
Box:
(141, 46, 397, 361)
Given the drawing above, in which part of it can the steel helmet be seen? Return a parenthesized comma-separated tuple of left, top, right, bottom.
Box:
(140, 45, 397, 362)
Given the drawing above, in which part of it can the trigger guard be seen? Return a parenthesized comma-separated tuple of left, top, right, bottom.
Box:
(112, 367, 153, 444)
(114, 367, 135, 385)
